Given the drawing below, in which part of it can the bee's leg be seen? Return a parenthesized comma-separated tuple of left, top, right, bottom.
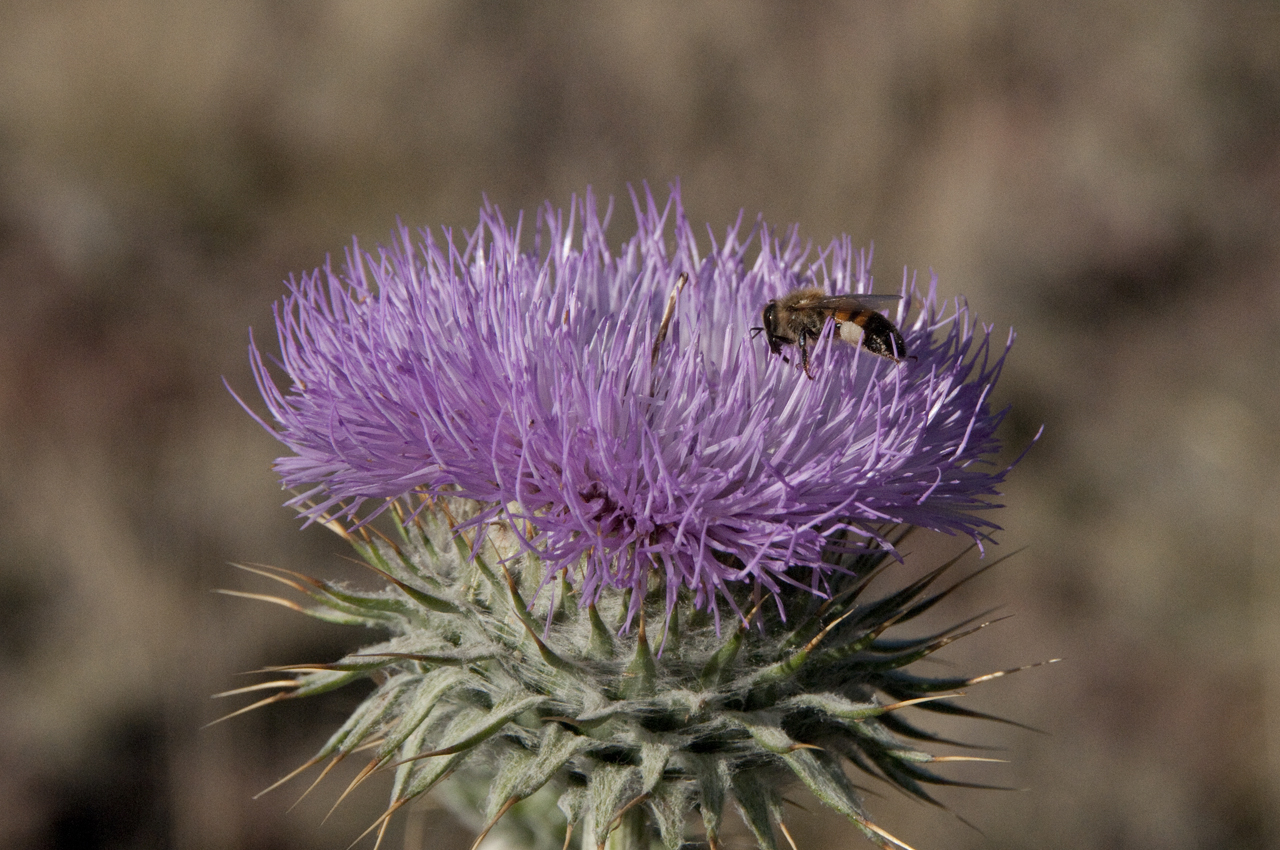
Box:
(799, 335, 815, 379)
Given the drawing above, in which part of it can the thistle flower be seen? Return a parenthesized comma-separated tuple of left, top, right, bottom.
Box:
(246, 187, 1012, 622)
(225, 186, 1040, 850)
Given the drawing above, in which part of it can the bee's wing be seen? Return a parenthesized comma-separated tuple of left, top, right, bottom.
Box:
(808, 294, 902, 320)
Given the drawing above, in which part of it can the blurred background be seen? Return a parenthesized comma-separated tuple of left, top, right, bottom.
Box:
(1, 1, 1278, 848)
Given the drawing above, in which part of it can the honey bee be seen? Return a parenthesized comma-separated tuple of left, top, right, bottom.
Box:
(754, 288, 906, 378)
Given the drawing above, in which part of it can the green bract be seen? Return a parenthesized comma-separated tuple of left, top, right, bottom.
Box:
(223, 498, 1043, 850)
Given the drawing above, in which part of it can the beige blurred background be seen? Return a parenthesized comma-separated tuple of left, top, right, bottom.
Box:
(1, 2, 1278, 849)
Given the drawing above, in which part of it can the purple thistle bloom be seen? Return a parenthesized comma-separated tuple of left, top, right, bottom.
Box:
(243, 186, 1015, 620)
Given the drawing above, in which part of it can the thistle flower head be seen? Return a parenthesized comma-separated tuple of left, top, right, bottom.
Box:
(246, 186, 1013, 620)
(228, 187, 1040, 850)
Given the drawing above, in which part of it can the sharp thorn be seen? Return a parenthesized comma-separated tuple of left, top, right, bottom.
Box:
(965, 657, 1061, 686)
(202, 692, 288, 728)
(324, 758, 380, 823)
(470, 795, 521, 850)
(253, 754, 322, 800)
(289, 755, 344, 811)
(857, 817, 919, 850)
(346, 798, 408, 850)
(213, 589, 305, 612)
(779, 818, 800, 850)
(212, 679, 300, 699)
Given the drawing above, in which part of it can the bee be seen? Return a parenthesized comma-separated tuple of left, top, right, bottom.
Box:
(754, 288, 906, 378)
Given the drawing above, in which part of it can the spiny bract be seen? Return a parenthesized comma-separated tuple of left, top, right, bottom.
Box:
(223, 498, 1040, 850)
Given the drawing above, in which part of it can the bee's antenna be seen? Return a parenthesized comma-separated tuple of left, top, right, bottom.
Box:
(749, 327, 764, 339)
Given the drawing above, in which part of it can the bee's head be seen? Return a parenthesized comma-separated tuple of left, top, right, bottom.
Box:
(760, 301, 784, 354)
